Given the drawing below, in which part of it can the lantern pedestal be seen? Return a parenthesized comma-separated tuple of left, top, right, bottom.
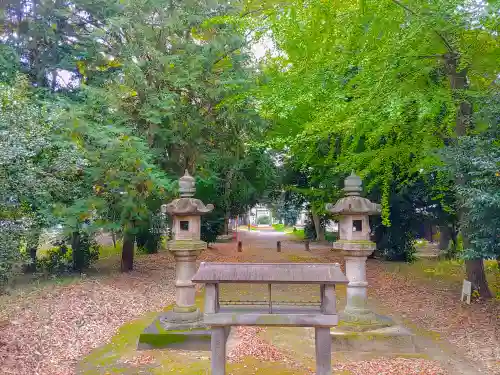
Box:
(164, 241, 206, 324)
(331, 241, 392, 330)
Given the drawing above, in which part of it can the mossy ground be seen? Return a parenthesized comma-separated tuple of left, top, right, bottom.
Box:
(77, 231, 494, 375)
(77, 283, 350, 375)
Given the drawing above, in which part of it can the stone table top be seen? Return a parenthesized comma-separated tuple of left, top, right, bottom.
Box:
(192, 262, 348, 284)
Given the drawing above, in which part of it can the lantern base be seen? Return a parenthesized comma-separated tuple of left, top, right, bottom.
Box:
(331, 324, 416, 354)
(161, 309, 202, 324)
(339, 310, 394, 332)
(138, 311, 210, 350)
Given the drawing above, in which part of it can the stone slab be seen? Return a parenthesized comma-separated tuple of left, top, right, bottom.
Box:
(339, 311, 394, 332)
(204, 306, 338, 327)
(331, 324, 417, 354)
(138, 313, 211, 350)
(160, 309, 202, 324)
(192, 262, 348, 284)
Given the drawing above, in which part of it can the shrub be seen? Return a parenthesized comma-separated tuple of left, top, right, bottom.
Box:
(0, 220, 25, 292)
(37, 244, 73, 274)
(325, 231, 338, 242)
(77, 233, 100, 269)
(201, 216, 224, 245)
(37, 235, 99, 274)
(136, 229, 161, 254)
(303, 217, 317, 240)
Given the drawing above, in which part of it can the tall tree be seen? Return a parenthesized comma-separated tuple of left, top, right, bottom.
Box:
(255, 0, 499, 296)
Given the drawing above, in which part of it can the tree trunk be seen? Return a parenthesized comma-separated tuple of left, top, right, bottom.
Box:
(121, 232, 135, 272)
(466, 259, 492, 299)
(311, 212, 325, 241)
(223, 213, 230, 235)
(26, 228, 40, 272)
(445, 53, 492, 298)
(71, 231, 82, 272)
(223, 168, 235, 235)
(450, 224, 458, 251)
(438, 225, 451, 250)
(111, 231, 117, 248)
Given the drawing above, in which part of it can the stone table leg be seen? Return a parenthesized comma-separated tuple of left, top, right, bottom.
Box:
(315, 327, 331, 375)
(211, 326, 227, 375)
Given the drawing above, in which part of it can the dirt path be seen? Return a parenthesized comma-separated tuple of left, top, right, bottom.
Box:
(220, 230, 499, 375)
(0, 230, 498, 375)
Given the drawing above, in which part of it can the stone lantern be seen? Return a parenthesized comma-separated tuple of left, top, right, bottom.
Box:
(161, 170, 214, 328)
(326, 172, 387, 327)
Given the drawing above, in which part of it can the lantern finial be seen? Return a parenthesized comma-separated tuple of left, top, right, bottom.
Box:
(179, 169, 196, 197)
(344, 171, 362, 196)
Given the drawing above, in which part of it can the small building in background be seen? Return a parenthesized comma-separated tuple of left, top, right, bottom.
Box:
(248, 204, 273, 226)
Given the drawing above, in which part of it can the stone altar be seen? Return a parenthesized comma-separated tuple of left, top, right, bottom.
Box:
(192, 262, 348, 375)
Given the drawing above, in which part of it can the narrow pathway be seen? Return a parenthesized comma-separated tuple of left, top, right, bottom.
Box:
(1, 230, 497, 375)
(216, 230, 498, 375)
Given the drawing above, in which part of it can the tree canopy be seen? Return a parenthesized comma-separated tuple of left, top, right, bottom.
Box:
(0, 0, 498, 297)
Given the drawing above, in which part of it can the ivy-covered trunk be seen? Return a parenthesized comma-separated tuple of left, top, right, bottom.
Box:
(121, 231, 135, 272)
(446, 53, 492, 299)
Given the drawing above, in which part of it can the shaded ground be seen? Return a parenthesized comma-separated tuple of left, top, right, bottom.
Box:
(0, 230, 498, 375)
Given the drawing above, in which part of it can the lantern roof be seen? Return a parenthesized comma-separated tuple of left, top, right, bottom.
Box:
(161, 170, 214, 216)
(326, 172, 381, 215)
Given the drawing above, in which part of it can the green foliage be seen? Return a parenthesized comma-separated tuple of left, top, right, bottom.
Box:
(36, 245, 73, 274)
(201, 215, 224, 245)
(444, 130, 500, 261)
(257, 216, 271, 225)
(0, 221, 25, 291)
(303, 217, 317, 241)
(0, 44, 20, 84)
(136, 231, 162, 254)
(37, 235, 99, 274)
(256, 0, 498, 218)
(325, 232, 338, 243)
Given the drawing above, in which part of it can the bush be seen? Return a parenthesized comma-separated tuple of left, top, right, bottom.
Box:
(136, 229, 161, 254)
(0, 220, 25, 292)
(77, 233, 100, 269)
(201, 216, 224, 245)
(37, 244, 73, 274)
(325, 231, 338, 242)
(257, 216, 271, 225)
(37, 235, 99, 274)
(374, 228, 416, 262)
(272, 224, 285, 231)
(303, 217, 316, 240)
